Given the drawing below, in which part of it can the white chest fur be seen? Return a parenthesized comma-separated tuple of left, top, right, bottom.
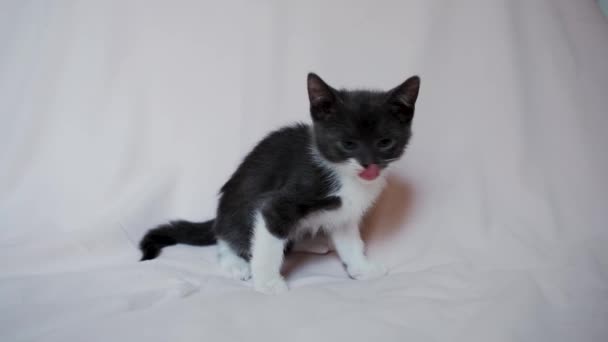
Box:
(296, 166, 386, 237)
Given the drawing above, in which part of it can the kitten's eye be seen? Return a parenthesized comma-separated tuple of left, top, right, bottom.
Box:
(376, 138, 395, 150)
(338, 140, 358, 152)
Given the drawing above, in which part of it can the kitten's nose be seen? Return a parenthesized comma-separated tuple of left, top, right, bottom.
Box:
(360, 162, 378, 169)
(359, 152, 375, 169)
(360, 160, 376, 168)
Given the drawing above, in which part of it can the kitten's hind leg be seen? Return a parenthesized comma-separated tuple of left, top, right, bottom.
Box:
(249, 192, 335, 294)
(250, 211, 288, 294)
(218, 240, 251, 281)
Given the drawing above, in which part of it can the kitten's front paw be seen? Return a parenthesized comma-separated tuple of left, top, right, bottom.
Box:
(347, 262, 388, 280)
(254, 277, 289, 295)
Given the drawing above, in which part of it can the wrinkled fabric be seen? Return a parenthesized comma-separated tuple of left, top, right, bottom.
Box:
(1, 1, 607, 341)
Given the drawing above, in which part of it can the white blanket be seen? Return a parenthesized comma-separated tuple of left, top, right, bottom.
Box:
(1, 1, 607, 341)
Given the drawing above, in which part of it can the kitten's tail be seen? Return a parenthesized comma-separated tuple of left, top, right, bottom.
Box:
(138, 219, 217, 261)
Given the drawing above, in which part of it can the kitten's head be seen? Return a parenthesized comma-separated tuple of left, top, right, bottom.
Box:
(307, 73, 420, 181)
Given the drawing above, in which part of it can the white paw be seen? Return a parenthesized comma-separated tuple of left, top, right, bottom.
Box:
(219, 256, 252, 281)
(347, 262, 388, 280)
(227, 261, 252, 281)
(254, 277, 289, 295)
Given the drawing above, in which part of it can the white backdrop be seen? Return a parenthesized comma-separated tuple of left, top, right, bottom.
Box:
(1, 1, 608, 341)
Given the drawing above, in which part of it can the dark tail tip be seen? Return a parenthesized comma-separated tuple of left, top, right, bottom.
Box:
(137, 219, 216, 261)
(138, 228, 177, 261)
(139, 244, 161, 261)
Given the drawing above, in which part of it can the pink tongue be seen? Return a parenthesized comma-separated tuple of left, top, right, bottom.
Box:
(358, 164, 380, 180)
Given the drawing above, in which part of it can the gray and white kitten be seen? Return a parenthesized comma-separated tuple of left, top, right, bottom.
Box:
(139, 73, 420, 294)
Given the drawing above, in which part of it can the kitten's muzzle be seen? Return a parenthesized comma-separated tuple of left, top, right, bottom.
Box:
(358, 164, 381, 181)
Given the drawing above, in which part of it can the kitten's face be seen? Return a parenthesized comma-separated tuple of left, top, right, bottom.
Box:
(307, 73, 420, 180)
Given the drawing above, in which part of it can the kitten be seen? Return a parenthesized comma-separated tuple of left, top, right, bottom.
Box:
(139, 73, 420, 294)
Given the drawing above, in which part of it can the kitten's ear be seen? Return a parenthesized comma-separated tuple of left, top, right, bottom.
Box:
(387, 75, 420, 123)
(307, 73, 337, 121)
